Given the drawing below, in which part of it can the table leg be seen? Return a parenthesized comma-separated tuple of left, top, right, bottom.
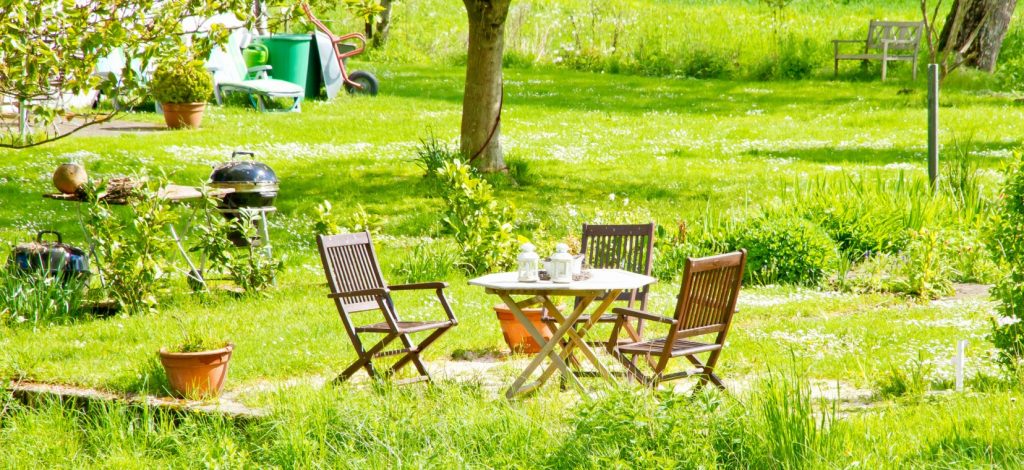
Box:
(499, 293, 585, 398)
(538, 291, 621, 385)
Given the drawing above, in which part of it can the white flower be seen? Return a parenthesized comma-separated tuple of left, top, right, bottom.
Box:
(608, 193, 616, 201)
(996, 316, 1021, 327)
(15, 316, 26, 323)
(623, 197, 630, 206)
(567, 207, 577, 217)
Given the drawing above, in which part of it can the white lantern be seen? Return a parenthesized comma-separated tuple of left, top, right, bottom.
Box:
(517, 243, 539, 282)
(549, 243, 574, 283)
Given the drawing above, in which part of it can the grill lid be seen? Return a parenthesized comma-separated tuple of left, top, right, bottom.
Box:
(209, 150, 278, 185)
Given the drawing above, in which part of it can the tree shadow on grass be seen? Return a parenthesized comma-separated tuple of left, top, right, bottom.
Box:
(737, 141, 1020, 166)
(384, 66, 941, 117)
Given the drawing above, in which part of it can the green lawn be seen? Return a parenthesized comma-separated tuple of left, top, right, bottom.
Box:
(2, 59, 1023, 467)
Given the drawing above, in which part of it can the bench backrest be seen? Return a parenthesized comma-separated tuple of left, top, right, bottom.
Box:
(866, 21, 923, 52)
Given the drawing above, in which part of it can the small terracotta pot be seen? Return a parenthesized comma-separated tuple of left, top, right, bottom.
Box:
(494, 304, 553, 354)
(159, 343, 233, 398)
(160, 102, 206, 129)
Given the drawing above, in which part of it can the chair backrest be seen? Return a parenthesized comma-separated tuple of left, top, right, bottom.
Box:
(672, 250, 746, 339)
(866, 20, 924, 52)
(206, 28, 248, 83)
(317, 231, 388, 313)
(581, 223, 655, 307)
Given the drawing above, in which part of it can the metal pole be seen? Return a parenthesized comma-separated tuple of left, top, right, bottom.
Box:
(927, 64, 939, 189)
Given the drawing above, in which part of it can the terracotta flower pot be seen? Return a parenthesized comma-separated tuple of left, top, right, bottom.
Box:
(494, 304, 553, 354)
(158, 343, 233, 398)
(160, 102, 206, 129)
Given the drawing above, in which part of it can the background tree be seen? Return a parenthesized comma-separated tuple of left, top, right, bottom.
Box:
(460, 0, 512, 173)
(938, 0, 1017, 72)
(0, 0, 250, 149)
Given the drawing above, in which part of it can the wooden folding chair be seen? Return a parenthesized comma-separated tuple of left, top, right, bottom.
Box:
(610, 250, 746, 389)
(317, 231, 458, 385)
(542, 223, 655, 346)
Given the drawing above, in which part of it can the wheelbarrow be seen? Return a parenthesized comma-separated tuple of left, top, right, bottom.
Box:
(301, 2, 379, 96)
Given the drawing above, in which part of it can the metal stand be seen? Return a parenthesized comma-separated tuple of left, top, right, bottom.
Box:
(927, 63, 939, 189)
(176, 207, 277, 290)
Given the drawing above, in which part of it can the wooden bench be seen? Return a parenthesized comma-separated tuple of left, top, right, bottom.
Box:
(833, 20, 924, 81)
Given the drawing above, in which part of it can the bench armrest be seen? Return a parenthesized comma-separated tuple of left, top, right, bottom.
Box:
(328, 288, 389, 299)
(389, 282, 448, 291)
(612, 307, 677, 325)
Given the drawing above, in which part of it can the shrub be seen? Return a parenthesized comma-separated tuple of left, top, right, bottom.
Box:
(190, 207, 282, 294)
(681, 47, 732, 79)
(149, 57, 214, 104)
(777, 36, 816, 79)
(721, 213, 836, 286)
(988, 151, 1024, 370)
(892, 228, 954, 300)
(435, 160, 518, 274)
(83, 178, 177, 313)
(749, 35, 816, 81)
(311, 200, 340, 236)
(413, 135, 463, 178)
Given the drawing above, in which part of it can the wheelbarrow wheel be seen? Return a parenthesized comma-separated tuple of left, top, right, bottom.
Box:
(345, 71, 379, 96)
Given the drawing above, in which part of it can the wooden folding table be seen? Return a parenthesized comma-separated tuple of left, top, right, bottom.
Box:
(469, 269, 656, 399)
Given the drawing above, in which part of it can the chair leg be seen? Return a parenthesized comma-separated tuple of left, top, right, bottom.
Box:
(336, 333, 397, 383)
(685, 353, 726, 390)
(881, 59, 888, 82)
(389, 326, 452, 380)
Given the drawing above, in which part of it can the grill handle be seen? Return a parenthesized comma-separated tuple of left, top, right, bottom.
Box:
(36, 230, 63, 244)
(231, 150, 257, 160)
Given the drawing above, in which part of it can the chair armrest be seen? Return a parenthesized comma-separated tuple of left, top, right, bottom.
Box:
(246, 65, 272, 79)
(389, 282, 448, 291)
(248, 65, 272, 74)
(612, 307, 676, 325)
(328, 288, 389, 299)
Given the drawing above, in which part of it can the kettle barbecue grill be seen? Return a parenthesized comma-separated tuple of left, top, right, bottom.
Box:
(208, 150, 279, 247)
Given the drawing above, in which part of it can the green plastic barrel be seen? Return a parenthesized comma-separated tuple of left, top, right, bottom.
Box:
(259, 34, 312, 94)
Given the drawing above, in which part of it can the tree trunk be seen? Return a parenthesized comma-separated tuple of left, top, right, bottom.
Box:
(461, 0, 511, 173)
(364, 20, 373, 40)
(939, 0, 1017, 72)
(373, 0, 393, 48)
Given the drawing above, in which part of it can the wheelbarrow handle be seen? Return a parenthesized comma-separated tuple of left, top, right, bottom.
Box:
(334, 32, 367, 59)
(231, 150, 257, 160)
(36, 230, 63, 244)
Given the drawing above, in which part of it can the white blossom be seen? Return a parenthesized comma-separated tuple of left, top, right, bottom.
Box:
(996, 316, 1021, 327)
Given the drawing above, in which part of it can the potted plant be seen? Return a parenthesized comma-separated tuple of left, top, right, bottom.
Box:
(158, 318, 233, 398)
(149, 57, 213, 129)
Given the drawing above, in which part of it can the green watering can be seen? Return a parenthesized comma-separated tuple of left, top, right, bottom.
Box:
(242, 43, 270, 68)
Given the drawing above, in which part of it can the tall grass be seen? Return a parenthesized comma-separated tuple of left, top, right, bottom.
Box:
(340, 0, 1023, 81)
(2, 375, 1022, 467)
(0, 270, 88, 327)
